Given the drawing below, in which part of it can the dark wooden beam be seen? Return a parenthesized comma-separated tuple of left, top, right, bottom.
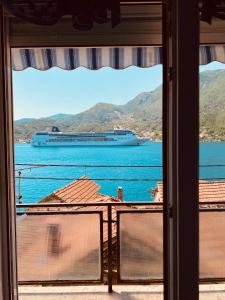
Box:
(0, 8, 18, 300)
(163, 0, 199, 299)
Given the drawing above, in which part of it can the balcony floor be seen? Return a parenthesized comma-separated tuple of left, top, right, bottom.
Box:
(19, 284, 225, 300)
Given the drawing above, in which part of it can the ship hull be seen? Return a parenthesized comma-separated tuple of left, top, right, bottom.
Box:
(31, 139, 141, 147)
(31, 129, 143, 147)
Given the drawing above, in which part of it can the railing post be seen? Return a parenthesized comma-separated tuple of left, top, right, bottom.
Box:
(18, 171, 23, 204)
(107, 204, 113, 293)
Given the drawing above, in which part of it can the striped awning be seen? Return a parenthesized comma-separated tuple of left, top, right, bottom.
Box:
(12, 45, 225, 71)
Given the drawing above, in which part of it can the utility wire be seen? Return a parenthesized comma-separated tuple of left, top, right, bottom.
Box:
(15, 163, 163, 169)
(15, 163, 225, 170)
(15, 176, 162, 182)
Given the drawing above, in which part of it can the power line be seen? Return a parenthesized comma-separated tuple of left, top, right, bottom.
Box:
(199, 178, 225, 181)
(15, 176, 162, 182)
(15, 163, 225, 170)
(15, 163, 163, 168)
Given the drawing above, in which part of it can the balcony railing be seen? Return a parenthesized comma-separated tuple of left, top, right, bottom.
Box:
(16, 202, 163, 292)
(14, 163, 225, 292)
(16, 201, 225, 292)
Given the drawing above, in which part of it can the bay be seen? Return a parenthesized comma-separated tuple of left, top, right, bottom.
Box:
(14, 142, 225, 204)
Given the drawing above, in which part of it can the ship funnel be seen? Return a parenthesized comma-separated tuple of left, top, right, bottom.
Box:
(52, 126, 60, 132)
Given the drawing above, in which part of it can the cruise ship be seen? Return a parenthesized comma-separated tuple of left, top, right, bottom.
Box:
(31, 127, 144, 146)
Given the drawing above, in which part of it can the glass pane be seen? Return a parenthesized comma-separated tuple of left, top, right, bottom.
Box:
(200, 211, 225, 279)
(17, 213, 102, 281)
(199, 40, 225, 296)
(119, 211, 163, 280)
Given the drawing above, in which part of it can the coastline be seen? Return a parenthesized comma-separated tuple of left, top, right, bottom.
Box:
(14, 139, 225, 144)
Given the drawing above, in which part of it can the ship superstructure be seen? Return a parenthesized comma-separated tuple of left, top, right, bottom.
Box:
(31, 127, 143, 146)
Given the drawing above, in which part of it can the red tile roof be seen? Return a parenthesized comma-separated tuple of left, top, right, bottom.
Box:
(39, 176, 103, 203)
(32, 177, 125, 242)
(152, 181, 225, 202)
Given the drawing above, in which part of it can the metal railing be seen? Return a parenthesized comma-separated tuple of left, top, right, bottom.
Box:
(16, 200, 225, 291)
(16, 201, 162, 292)
(14, 162, 225, 290)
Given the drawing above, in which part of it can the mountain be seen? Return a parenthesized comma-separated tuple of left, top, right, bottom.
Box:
(199, 70, 225, 140)
(14, 70, 225, 142)
(15, 118, 36, 124)
(14, 89, 163, 142)
(47, 114, 74, 120)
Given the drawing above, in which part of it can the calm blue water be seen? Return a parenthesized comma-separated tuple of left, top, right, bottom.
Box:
(14, 142, 225, 204)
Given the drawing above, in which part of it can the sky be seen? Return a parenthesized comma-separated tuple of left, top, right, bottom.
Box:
(13, 61, 225, 120)
(13, 66, 162, 119)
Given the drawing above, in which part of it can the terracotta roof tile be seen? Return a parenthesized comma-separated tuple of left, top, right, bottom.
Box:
(33, 177, 126, 242)
(153, 181, 225, 202)
(53, 176, 100, 203)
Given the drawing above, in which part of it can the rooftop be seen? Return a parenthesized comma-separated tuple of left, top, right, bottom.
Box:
(152, 181, 225, 203)
(39, 176, 117, 205)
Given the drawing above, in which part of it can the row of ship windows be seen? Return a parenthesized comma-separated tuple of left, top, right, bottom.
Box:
(48, 138, 115, 142)
(36, 131, 134, 137)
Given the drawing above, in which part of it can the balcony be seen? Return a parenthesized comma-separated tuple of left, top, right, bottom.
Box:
(15, 163, 225, 299)
(16, 200, 225, 299)
(18, 284, 225, 300)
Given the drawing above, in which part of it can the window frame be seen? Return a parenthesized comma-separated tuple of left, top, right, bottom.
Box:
(0, 1, 200, 299)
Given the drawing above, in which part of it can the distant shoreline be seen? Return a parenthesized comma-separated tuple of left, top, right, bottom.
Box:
(14, 140, 225, 145)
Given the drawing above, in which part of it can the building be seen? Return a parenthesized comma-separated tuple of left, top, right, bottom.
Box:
(152, 181, 225, 203)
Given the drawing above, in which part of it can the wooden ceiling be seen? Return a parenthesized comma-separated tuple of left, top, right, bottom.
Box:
(7, 2, 225, 47)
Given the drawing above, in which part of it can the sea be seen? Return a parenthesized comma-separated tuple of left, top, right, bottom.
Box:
(14, 142, 225, 204)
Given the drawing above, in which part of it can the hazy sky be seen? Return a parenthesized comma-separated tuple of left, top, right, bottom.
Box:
(13, 61, 225, 120)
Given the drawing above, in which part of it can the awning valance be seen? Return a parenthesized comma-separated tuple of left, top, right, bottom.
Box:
(11, 45, 225, 71)
(199, 45, 225, 65)
(12, 47, 162, 71)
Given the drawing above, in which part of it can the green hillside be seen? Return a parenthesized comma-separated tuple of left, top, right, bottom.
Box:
(14, 69, 225, 142)
(199, 70, 225, 140)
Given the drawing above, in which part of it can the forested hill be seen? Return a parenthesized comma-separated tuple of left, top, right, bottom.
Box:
(15, 69, 225, 142)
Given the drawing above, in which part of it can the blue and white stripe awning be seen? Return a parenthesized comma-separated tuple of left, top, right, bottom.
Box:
(12, 47, 162, 71)
(199, 45, 225, 65)
(11, 45, 225, 71)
